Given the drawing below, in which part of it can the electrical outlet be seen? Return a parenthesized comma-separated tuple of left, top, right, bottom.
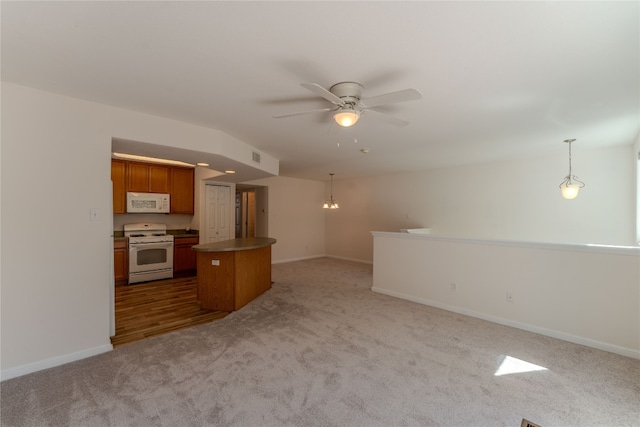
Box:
(506, 291, 513, 303)
(450, 282, 457, 292)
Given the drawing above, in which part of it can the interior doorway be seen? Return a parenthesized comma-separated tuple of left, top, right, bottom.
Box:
(236, 184, 268, 238)
(236, 189, 256, 238)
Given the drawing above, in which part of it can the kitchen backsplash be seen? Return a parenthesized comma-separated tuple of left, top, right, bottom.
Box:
(113, 214, 196, 231)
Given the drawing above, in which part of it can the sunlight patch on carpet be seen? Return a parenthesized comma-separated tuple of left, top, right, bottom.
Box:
(494, 355, 548, 376)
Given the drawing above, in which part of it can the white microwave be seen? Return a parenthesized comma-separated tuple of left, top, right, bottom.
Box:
(126, 192, 170, 213)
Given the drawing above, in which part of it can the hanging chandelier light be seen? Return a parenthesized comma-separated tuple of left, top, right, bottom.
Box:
(559, 138, 585, 200)
(323, 173, 339, 209)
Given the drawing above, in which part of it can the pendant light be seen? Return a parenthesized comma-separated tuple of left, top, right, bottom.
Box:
(559, 139, 585, 200)
(323, 173, 339, 209)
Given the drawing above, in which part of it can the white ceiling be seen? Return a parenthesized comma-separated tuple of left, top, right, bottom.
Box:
(2, 1, 638, 182)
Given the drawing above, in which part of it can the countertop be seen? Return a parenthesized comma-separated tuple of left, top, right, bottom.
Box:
(192, 237, 277, 252)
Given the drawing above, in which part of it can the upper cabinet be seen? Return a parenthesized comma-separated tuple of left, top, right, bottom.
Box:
(149, 165, 170, 193)
(126, 162, 170, 193)
(170, 167, 195, 214)
(111, 160, 127, 214)
(111, 159, 194, 215)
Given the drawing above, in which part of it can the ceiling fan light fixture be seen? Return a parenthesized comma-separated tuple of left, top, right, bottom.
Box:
(334, 108, 360, 127)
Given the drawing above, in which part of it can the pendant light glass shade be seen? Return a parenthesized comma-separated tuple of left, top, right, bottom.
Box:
(322, 200, 339, 209)
(559, 139, 585, 200)
(323, 173, 339, 209)
(334, 109, 360, 127)
(560, 183, 581, 200)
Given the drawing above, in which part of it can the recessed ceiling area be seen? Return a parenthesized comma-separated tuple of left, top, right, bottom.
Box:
(2, 1, 638, 182)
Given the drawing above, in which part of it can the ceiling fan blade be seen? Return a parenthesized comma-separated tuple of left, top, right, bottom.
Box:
(301, 83, 345, 106)
(273, 107, 333, 119)
(363, 109, 410, 127)
(361, 88, 422, 108)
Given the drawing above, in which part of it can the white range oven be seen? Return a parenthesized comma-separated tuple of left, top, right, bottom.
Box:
(124, 223, 174, 284)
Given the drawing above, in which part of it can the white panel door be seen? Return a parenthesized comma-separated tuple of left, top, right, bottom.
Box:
(205, 184, 231, 242)
(217, 185, 230, 241)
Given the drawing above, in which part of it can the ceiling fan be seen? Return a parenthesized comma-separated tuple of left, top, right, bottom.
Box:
(273, 82, 422, 127)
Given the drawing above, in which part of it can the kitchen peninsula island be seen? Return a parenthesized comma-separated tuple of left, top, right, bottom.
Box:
(192, 237, 276, 312)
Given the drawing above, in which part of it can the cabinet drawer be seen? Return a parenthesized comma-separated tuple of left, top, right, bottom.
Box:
(175, 236, 199, 246)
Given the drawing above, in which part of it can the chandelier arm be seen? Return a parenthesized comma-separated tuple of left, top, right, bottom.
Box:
(570, 175, 585, 188)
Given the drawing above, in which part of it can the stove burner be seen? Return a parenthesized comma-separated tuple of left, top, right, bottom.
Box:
(129, 234, 145, 237)
(152, 233, 167, 236)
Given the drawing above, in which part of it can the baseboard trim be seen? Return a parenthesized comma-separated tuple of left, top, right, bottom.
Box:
(372, 287, 640, 360)
(272, 254, 326, 264)
(326, 255, 373, 265)
(273, 255, 373, 265)
(1, 343, 113, 382)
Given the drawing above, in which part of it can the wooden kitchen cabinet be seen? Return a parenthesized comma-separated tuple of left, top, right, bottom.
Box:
(111, 160, 126, 214)
(149, 165, 170, 193)
(126, 162, 170, 193)
(110, 159, 194, 215)
(193, 238, 275, 312)
(170, 167, 195, 214)
(114, 239, 128, 286)
(174, 236, 199, 275)
(126, 162, 150, 192)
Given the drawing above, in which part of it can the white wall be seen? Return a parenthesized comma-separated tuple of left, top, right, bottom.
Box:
(113, 214, 194, 231)
(0, 83, 277, 379)
(327, 145, 636, 262)
(372, 232, 640, 358)
(244, 176, 325, 263)
(1, 84, 114, 378)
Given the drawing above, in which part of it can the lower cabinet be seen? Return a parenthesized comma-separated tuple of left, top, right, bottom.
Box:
(174, 236, 199, 275)
(114, 239, 128, 286)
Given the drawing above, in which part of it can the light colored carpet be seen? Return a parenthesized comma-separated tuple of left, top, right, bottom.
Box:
(1, 257, 639, 426)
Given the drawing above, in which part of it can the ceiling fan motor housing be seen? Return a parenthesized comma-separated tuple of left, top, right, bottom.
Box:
(330, 82, 363, 107)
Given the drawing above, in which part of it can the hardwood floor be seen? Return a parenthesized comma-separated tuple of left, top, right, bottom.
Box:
(111, 275, 229, 347)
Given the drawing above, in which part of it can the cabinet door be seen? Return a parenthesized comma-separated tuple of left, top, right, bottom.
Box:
(126, 163, 150, 192)
(111, 160, 126, 214)
(174, 237, 198, 273)
(149, 165, 170, 193)
(171, 167, 195, 214)
(114, 240, 128, 285)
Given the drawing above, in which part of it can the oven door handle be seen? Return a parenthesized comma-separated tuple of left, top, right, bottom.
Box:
(129, 241, 174, 248)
